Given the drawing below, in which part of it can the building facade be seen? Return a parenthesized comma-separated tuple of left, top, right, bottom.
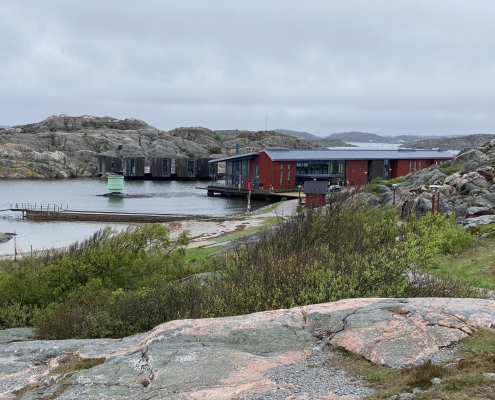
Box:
(210, 148, 453, 189)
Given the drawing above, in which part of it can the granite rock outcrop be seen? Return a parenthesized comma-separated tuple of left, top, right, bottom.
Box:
(0, 115, 315, 179)
(1, 298, 494, 399)
(373, 140, 495, 225)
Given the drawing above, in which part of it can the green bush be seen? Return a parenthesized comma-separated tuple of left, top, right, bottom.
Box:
(363, 177, 384, 193)
(0, 224, 189, 328)
(25, 201, 479, 339)
(439, 163, 461, 176)
(208, 146, 222, 154)
(186, 152, 195, 158)
(214, 133, 222, 142)
(385, 177, 408, 187)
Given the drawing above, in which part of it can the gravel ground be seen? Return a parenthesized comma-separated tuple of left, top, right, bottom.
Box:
(239, 346, 375, 400)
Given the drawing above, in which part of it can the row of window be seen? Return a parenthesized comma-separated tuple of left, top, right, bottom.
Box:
(279, 164, 291, 185)
(296, 161, 345, 175)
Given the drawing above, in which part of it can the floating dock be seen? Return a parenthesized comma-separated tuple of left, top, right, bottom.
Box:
(203, 185, 305, 201)
(7, 206, 208, 223)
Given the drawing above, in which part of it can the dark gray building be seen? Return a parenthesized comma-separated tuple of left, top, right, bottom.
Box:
(150, 157, 172, 179)
(175, 157, 196, 179)
(196, 157, 217, 180)
(123, 156, 145, 178)
(97, 155, 123, 175)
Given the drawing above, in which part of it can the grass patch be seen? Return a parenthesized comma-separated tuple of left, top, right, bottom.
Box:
(51, 353, 105, 375)
(427, 237, 495, 290)
(183, 246, 220, 264)
(346, 328, 495, 399)
(12, 353, 105, 399)
(461, 327, 495, 354)
(439, 163, 461, 176)
(385, 177, 409, 187)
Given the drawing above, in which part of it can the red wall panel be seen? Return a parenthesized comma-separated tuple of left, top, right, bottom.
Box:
(256, 152, 295, 189)
(345, 160, 368, 185)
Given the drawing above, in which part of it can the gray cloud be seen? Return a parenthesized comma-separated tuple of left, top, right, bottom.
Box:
(1, 0, 495, 136)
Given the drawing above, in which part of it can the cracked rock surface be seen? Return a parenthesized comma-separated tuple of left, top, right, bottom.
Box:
(1, 298, 495, 399)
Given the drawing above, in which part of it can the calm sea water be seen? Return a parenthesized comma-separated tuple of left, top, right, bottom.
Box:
(0, 179, 268, 256)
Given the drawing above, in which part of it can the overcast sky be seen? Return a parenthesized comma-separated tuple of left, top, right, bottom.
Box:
(1, 1, 494, 137)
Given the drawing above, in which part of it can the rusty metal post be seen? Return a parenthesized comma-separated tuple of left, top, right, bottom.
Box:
(437, 192, 440, 213)
(393, 189, 396, 205)
(431, 195, 435, 214)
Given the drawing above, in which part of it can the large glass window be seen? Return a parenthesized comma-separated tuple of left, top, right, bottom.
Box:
(280, 164, 284, 185)
(130, 158, 136, 174)
(296, 160, 344, 175)
(225, 159, 250, 186)
(287, 164, 291, 184)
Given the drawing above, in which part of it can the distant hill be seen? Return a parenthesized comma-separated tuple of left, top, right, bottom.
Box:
(275, 129, 321, 142)
(326, 131, 460, 144)
(275, 129, 352, 147)
(0, 126, 10, 129)
(400, 134, 495, 152)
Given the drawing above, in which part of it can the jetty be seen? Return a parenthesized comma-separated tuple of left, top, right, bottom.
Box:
(202, 185, 305, 201)
(3, 204, 208, 223)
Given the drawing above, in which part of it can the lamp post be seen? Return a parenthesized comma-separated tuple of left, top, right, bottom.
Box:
(364, 171, 368, 185)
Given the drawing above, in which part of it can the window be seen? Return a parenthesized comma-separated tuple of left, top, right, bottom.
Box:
(280, 164, 284, 185)
(187, 159, 195, 175)
(287, 164, 291, 184)
(162, 159, 169, 174)
(130, 158, 136, 174)
(362, 162, 364, 170)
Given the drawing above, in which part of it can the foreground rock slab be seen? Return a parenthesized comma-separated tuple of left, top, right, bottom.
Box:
(1, 298, 494, 399)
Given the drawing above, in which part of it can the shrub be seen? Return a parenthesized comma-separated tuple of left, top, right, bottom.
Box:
(0, 224, 189, 329)
(186, 152, 195, 158)
(439, 163, 461, 176)
(385, 177, 408, 187)
(208, 146, 222, 154)
(363, 177, 383, 193)
(30, 201, 479, 339)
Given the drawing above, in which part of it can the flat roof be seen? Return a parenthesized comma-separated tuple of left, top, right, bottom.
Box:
(264, 149, 453, 161)
(209, 149, 454, 163)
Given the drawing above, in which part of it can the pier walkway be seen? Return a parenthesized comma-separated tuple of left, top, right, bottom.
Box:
(202, 185, 306, 201)
(2, 203, 208, 223)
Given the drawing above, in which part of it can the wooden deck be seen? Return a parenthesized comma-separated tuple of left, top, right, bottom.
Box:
(6, 207, 208, 223)
(203, 185, 305, 201)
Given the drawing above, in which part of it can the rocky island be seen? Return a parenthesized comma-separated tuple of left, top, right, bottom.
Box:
(0, 115, 315, 179)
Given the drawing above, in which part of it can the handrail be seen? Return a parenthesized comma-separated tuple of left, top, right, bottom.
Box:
(9, 203, 69, 212)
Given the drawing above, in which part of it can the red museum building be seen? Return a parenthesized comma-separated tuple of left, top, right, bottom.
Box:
(210, 148, 453, 189)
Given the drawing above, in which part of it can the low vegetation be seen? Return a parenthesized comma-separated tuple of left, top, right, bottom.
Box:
(350, 328, 495, 399)
(439, 162, 461, 176)
(427, 235, 495, 290)
(0, 195, 481, 340)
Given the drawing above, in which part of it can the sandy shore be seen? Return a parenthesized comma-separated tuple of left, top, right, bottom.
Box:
(167, 199, 299, 248)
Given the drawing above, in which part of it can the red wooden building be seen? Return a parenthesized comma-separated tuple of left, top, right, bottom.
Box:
(209, 148, 453, 189)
